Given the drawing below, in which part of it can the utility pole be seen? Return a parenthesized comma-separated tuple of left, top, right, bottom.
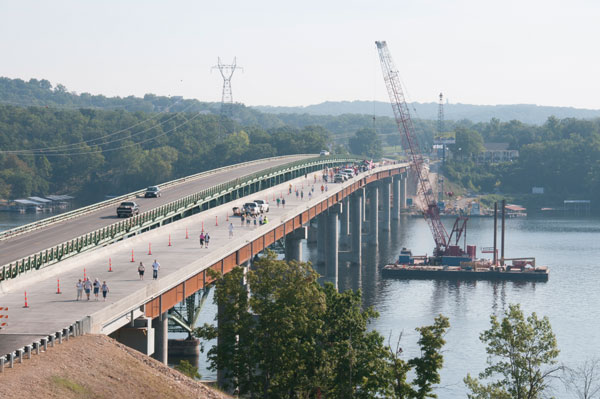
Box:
(212, 57, 242, 116)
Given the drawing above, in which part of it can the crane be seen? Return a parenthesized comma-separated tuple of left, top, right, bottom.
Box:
(375, 41, 467, 258)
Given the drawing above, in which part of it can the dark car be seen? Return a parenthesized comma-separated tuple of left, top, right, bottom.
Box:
(117, 201, 140, 218)
(144, 186, 161, 198)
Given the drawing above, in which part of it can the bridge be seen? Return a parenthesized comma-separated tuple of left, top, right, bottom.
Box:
(0, 154, 408, 371)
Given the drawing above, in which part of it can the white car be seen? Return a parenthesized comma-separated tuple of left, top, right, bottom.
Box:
(253, 199, 269, 213)
(341, 169, 355, 177)
(319, 150, 330, 156)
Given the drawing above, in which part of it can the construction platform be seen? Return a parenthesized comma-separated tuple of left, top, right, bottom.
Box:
(381, 265, 549, 282)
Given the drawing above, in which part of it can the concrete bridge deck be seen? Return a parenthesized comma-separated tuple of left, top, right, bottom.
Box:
(0, 162, 407, 363)
(0, 155, 312, 266)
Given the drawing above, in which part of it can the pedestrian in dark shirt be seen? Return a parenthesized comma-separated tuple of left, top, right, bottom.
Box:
(101, 281, 109, 302)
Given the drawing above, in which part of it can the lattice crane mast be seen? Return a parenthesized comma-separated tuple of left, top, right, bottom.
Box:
(375, 41, 450, 256)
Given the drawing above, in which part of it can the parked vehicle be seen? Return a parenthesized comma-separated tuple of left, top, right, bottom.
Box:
(341, 169, 355, 178)
(117, 201, 140, 218)
(144, 186, 161, 198)
(319, 150, 330, 156)
(334, 174, 345, 183)
(243, 202, 260, 216)
(253, 199, 269, 213)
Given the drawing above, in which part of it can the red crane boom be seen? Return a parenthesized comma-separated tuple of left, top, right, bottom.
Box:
(375, 41, 449, 255)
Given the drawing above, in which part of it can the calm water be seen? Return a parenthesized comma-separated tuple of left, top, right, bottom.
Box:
(193, 216, 600, 397)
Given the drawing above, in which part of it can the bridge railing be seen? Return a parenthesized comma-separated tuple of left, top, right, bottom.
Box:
(0, 154, 358, 282)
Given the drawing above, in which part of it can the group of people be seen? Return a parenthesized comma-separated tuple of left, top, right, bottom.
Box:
(137, 259, 161, 280)
(76, 278, 109, 301)
(239, 213, 269, 227)
(199, 231, 210, 248)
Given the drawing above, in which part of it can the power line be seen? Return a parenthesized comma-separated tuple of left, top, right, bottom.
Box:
(0, 98, 191, 154)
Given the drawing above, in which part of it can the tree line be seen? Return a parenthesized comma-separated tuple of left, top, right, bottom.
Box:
(0, 104, 330, 202)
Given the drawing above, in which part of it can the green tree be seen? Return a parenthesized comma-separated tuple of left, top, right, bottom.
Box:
(349, 128, 382, 159)
(451, 128, 484, 160)
(465, 304, 560, 399)
(174, 359, 202, 380)
(388, 315, 450, 399)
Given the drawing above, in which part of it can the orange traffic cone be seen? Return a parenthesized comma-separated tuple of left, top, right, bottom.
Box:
(108, 258, 113, 272)
(56, 279, 62, 294)
(215, 216, 218, 226)
(23, 291, 29, 308)
(201, 222, 204, 232)
(168, 234, 172, 247)
(186, 228, 189, 239)
(148, 243, 152, 255)
(226, 213, 229, 221)
(84, 268, 87, 280)
(130, 249, 135, 262)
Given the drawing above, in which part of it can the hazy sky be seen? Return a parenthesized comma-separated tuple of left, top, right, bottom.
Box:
(1, 0, 598, 109)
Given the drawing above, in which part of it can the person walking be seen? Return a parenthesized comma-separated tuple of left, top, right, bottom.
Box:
(308, 191, 312, 200)
(205, 232, 210, 248)
(321, 185, 324, 194)
(93, 278, 101, 301)
(152, 259, 160, 280)
(83, 278, 92, 301)
(296, 190, 299, 199)
(276, 198, 280, 207)
(301, 191, 304, 200)
(241, 213, 245, 225)
(282, 198, 286, 208)
(101, 281, 109, 302)
(228, 223, 234, 238)
(258, 215, 263, 225)
(199, 232, 205, 248)
(76, 279, 83, 301)
(138, 262, 145, 280)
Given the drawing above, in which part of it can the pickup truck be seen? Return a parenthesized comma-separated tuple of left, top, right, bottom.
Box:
(253, 199, 269, 213)
(117, 201, 140, 218)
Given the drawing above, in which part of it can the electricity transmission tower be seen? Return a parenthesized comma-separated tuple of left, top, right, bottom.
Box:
(437, 93, 444, 135)
(212, 57, 242, 116)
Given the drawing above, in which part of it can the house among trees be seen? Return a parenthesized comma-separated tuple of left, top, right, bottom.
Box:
(478, 142, 519, 163)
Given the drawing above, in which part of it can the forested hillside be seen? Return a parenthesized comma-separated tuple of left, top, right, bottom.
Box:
(255, 100, 600, 125)
(442, 116, 600, 207)
(0, 104, 330, 202)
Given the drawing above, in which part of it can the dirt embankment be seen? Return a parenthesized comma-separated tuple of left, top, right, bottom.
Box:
(0, 334, 231, 399)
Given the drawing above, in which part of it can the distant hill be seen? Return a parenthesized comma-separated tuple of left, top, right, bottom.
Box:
(253, 100, 600, 125)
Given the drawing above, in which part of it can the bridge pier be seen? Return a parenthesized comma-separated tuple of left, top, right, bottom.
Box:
(367, 184, 379, 245)
(381, 178, 391, 232)
(316, 213, 327, 265)
(400, 171, 407, 212)
(350, 188, 363, 264)
(339, 196, 350, 249)
(153, 312, 169, 364)
(284, 227, 307, 262)
(392, 175, 401, 220)
(326, 203, 341, 288)
(110, 317, 155, 356)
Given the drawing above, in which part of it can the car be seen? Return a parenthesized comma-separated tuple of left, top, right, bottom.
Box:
(334, 174, 345, 183)
(144, 186, 161, 198)
(319, 150, 330, 156)
(253, 199, 269, 213)
(341, 169, 355, 177)
(243, 202, 260, 216)
(117, 201, 140, 218)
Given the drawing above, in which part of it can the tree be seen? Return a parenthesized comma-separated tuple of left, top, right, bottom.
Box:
(196, 251, 450, 398)
(451, 128, 484, 160)
(388, 315, 450, 399)
(562, 358, 600, 399)
(349, 128, 382, 159)
(465, 304, 560, 399)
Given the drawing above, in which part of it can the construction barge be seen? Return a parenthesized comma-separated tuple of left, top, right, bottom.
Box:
(383, 249, 549, 282)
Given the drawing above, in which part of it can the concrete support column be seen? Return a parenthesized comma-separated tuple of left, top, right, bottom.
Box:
(153, 312, 168, 364)
(339, 196, 350, 249)
(392, 176, 401, 220)
(381, 178, 391, 232)
(284, 226, 307, 262)
(362, 187, 367, 223)
(368, 184, 379, 244)
(350, 189, 363, 263)
(317, 213, 327, 265)
(400, 173, 407, 211)
(307, 221, 318, 244)
(326, 203, 341, 288)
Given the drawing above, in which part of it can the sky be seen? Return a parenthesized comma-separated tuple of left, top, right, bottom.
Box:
(1, 0, 599, 109)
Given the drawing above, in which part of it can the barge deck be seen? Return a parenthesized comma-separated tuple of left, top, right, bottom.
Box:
(382, 265, 549, 282)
